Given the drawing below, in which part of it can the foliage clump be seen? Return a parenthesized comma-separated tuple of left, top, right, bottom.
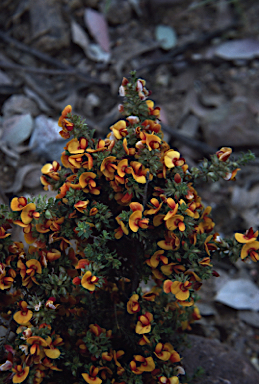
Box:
(0, 73, 257, 384)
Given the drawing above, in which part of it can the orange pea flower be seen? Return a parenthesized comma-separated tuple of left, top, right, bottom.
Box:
(47, 249, 61, 262)
(74, 200, 89, 213)
(56, 182, 70, 200)
(26, 335, 48, 356)
(146, 99, 160, 117)
(79, 172, 100, 195)
(117, 159, 132, 178)
(122, 138, 135, 155)
(163, 150, 182, 169)
(224, 168, 240, 181)
(127, 294, 140, 314)
(163, 280, 192, 301)
(144, 198, 163, 215)
(135, 312, 153, 334)
(20, 203, 40, 225)
(81, 271, 99, 291)
(82, 366, 102, 384)
(163, 198, 178, 221)
(166, 214, 185, 232)
(13, 301, 33, 325)
(129, 202, 149, 232)
(199, 257, 212, 267)
(67, 137, 88, 154)
(138, 131, 161, 151)
(240, 241, 259, 262)
(0, 273, 14, 290)
(158, 376, 179, 384)
(41, 161, 61, 181)
(216, 147, 232, 162)
(142, 119, 161, 133)
(130, 355, 155, 374)
(44, 335, 63, 359)
(115, 216, 129, 239)
(161, 262, 185, 275)
(157, 232, 180, 251)
(100, 156, 117, 180)
(204, 235, 218, 256)
(58, 105, 73, 138)
(163, 342, 181, 363)
(0, 226, 11, 239)
(110, 120, 128, 139)
(10, 197, 28, 211)
(130, 161, 152, 184)
(154, 343, 171, 361)
(235, 227, 258, 243)
(146, 250, 168, 268)
(12, 365, 30, 383)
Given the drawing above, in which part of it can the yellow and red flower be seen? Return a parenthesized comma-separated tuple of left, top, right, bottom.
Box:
(13, 301, 33, 325)
(240, 241, 259, 262)
(144, 198, 163, 216)
(146, 250, 168, 268)
(163, 150, 184, 169)
(117, 159, 132, 178)
(163, 198, 178, 221)
(82, 366, 102, 384)
(81, 271, 99, 291)
(158, 376, 179, 384)
(110, 120, 128, 139)
(157, 232, 180, 251)
(0, 226, 11, 239)
(100, 157, 117, 180)
(58, 105, 73, 138)
(44, 335, 63, 359)
(130, 355, 155, 374)
(154, 343, 171, 361)
(127, 294, 140, 314)
(12, 365, 30, 383)
(165, 214, 185, 232)
(216, 147, 232, 162)
(135, 312, 153, 334)
(129, 202, 149, 232)
(163, 280, 192, 301)
(130, 161, 152, 184)
(235, 227, 258, 243)
(41, 161, 61, 181)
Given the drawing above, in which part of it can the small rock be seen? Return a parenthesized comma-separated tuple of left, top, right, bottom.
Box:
(84, 93, 100, 116)
(29, 0, 70, 51)
(215, 278, 259, 310)
(0, 69, 12, 85)
(155, 25, 177, 50)
(179, 115, 199, 138)
(201, 98, 259, 147)
(215, 38, 259, 61)
(29, 115, 69, 161)
(2, 114, 34, 145)
(99, 0, 132, 25)
(182, 335, 259, 384)
(2, 95, 39, 118)
(238, 311, 259, 328)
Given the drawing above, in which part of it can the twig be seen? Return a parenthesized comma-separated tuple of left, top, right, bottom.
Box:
(0, 30, 107, 85)
(136, 22, 239, 72)
(142, 171, 150, 207)
(162, 124, 216, 156)
(0, 61, 96, 79)
(23, 74, 62, 111)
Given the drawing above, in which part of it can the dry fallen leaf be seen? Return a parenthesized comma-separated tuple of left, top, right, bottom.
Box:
(71, 20, 90, 56)
(84, 8, 110, 53)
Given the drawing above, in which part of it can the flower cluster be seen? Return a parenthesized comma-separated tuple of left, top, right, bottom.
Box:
(0, 73, 255, 384)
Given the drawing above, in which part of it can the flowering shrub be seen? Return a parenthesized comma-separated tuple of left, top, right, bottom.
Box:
(0, 72, 256, 384)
